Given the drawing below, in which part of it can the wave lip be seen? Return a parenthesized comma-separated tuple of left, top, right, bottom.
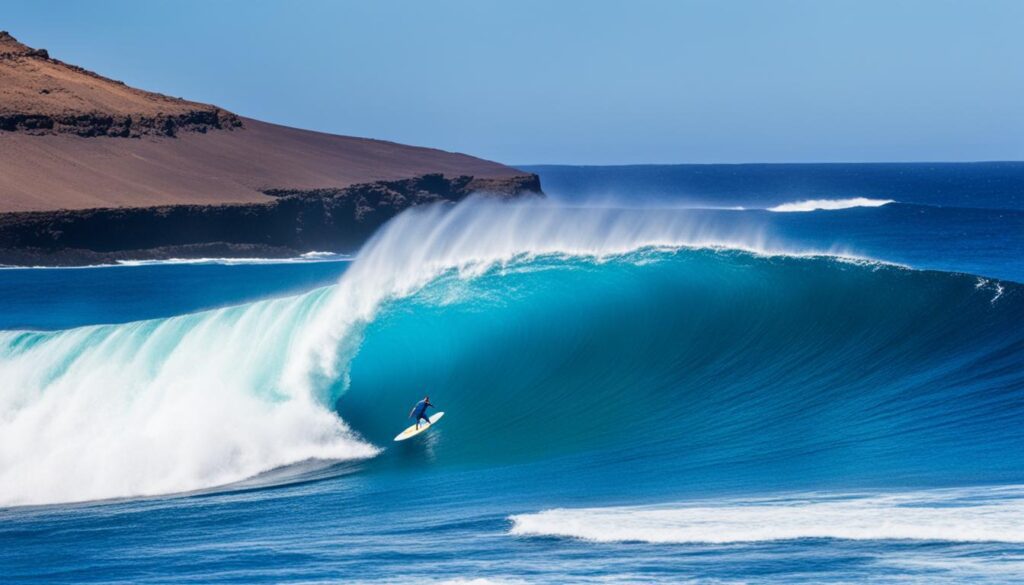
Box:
(509, 486, 1024, 544)
(767, 197, 895, 212)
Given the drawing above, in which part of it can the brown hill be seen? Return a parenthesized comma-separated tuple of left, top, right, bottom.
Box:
(0, 31, 535, 214)
(0, 30, 240, 139)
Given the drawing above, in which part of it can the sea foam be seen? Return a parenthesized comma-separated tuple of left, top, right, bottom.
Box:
(509, 486, 1024, 544)
(768, 197, 894, 212)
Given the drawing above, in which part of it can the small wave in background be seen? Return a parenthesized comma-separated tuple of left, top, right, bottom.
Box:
(767, 197, 895, 212)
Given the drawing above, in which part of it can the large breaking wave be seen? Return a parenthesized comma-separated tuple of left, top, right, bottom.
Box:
(1, 199, 1021, 506)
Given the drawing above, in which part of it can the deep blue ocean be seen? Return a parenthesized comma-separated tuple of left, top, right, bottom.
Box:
(2, 163, 1023, 584)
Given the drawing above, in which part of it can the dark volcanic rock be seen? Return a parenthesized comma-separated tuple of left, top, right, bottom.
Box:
(0, 109, 242, 137)
(0, 174, 543, 266)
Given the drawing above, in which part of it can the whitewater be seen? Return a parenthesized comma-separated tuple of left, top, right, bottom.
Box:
(767, 197, 895, 212)
(510, 486, 1024, 544)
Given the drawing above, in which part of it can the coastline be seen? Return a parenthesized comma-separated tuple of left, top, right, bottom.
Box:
(0, 173, 542, 266)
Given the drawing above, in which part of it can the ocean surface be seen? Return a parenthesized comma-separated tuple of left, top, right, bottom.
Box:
(2, 163, 1023, 584)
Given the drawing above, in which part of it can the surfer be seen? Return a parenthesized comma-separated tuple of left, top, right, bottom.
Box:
(409, 395, 435, 429)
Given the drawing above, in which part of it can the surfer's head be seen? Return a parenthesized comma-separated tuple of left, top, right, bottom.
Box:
(424, 395, 430, 401)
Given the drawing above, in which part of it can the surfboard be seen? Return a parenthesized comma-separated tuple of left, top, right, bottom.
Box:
(393, 412, 445, 442)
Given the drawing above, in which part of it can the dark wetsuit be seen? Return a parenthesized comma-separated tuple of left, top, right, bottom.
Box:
(412, 399, 433, 427)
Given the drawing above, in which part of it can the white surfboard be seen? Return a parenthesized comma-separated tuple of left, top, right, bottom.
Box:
(393, 412, 445, 442)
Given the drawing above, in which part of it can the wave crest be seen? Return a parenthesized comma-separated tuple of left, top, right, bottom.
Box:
(768, 197, 894, 212)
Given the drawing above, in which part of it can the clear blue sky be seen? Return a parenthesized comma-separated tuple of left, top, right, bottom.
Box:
(5, 0, 1022, 165)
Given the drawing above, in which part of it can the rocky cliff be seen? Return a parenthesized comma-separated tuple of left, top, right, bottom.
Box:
(0, 174, 541, 266)
(0, 31, 540, 264)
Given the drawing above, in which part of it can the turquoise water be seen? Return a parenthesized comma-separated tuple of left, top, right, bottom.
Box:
(2, 168, 1023, 583)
